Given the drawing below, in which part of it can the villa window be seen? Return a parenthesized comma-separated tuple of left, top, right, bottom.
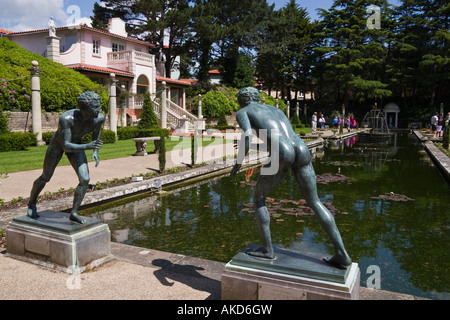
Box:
(93, 40, 100, 55)
(112, 42, 125, 52)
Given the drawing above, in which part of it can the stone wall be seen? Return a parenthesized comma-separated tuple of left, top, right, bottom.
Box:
(4, 111, 113, 132)
(6, 111, 60, 133)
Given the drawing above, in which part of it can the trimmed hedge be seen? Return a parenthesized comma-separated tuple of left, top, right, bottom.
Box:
(0, 132, 37, 152)
(43, 129, 117, 145)
(117, 127, 169, 140)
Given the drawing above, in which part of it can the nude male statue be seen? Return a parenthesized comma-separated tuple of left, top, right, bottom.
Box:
(230, 87, 352, 268)
(27, 91, 104, 224)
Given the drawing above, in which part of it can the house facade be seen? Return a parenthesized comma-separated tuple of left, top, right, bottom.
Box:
(3, 18, 192, 126)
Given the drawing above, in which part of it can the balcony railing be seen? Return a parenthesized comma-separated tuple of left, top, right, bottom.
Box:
(107, 50, 154, 68)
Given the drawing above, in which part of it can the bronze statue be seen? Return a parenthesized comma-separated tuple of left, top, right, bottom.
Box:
(230, 87, 351, 268)
(27, 91, 104, 224)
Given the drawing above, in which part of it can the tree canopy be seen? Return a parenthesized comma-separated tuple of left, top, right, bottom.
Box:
(86, 0, 450, 119)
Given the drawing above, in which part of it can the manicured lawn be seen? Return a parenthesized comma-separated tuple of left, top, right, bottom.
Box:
(0, 135, 232, 174)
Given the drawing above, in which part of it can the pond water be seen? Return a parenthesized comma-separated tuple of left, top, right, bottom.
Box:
(82, 132, 450, 300)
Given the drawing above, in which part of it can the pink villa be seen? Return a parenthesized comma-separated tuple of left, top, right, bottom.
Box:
(1, 18, 193, 126)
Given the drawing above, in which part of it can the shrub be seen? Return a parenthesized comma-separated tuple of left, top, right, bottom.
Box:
(117, 126, 169, 140)
(0, 109, 9, 134)
(0, 38, 108, 113)
(137, 92, 158, 129)
(158, 134, 166, 173)
(42, 131, 55, 144)
(81, 129, 116, 144)
(217, 110, 228, 126)
(0, 132, 37, 152)
(117, 127, 139, 140)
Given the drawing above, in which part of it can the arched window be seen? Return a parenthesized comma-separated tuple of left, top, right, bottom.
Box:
(137, 75, 149, 95)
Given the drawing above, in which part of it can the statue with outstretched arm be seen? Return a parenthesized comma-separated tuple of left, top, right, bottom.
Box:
(27, 91, 104, 224)
(230, 87, 351, 269)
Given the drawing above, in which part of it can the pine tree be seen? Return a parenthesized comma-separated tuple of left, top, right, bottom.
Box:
(137, 91, 158, 129)
(314, 0, 392, 110)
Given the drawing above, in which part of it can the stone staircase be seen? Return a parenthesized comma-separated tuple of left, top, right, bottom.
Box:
(153, 100, 199, 132)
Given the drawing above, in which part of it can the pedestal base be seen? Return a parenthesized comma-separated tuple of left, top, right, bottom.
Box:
(221, 244, 360, 300)
(6, 210, 113, 273)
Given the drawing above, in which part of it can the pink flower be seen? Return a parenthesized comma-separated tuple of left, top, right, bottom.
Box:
(11, 97, 15, 101)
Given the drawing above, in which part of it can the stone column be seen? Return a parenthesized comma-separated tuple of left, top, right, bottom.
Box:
(109, 73, 118, 135)
(120, 85, 127, 127)
(196, 94, 205, 131)
(28, 61, 45, 146)
(46, 36, 61, 63)
(286, 101, 290, 119)
(198, 94, 203, 119)
(161, 81, 167, 129)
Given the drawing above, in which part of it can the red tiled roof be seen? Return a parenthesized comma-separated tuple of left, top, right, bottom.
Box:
(7, 25, 155, 48)
(0, 29, 13, 34)
(156, 76, 192, 86)
(208, 69, 220, 74)
(67, 63, 134, 77)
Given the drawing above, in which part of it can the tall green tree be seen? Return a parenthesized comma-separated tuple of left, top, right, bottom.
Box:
(314, 0, 392, 110)
(190, 0, 222, 83)
(99, 0, 192, 78)
(213, 0, 272, 87)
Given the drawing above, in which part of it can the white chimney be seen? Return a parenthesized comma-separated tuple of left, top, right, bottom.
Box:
(108, 18, 127, 37)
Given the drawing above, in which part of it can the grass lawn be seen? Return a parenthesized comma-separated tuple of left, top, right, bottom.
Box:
(0, 135, 233, 174)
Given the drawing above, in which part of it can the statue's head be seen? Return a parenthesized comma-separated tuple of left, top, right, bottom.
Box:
(237, 87, 260, 108)
(77, 91, 101, 117)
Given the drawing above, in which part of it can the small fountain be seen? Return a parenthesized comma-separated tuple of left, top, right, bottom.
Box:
(359, 103, 393, 143)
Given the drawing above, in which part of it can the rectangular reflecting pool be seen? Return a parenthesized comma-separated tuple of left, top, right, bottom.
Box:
(81, 132, 450, 299)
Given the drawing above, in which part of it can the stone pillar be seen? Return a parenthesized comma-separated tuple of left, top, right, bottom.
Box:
(161, 81, 167, 129)
(198, 94, 203, 119)
(46, 36, 61, 63)
(196, 94, 205, 131)
(296, 102, 299, 117)
(28, 61, 45, 146)
(120, 85, 127, 127)
(286, 101, 290, 119)
(109, 73, 118, 135)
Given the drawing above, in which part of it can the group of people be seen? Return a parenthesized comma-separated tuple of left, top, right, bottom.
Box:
(430, 112, 450, 138)
(311, 112, 357, 133)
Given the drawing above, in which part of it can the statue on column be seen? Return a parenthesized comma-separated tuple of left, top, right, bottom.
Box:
(48, 17, 56, 37)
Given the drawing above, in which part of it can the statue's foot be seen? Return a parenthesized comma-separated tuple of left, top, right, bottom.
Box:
(246, 246, 275, 260)
(323, 254, 352, 269)
(26, 204, 39, 219)
(69, 213, 86, 224)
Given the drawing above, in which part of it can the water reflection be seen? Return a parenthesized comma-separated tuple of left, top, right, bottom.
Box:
(82, 132, 450, 299)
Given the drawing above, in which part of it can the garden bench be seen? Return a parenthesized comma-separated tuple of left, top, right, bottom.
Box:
(132, 137, 161, 156)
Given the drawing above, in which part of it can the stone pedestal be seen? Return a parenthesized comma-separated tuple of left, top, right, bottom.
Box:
(6, 210, 113, 273)
(222, 244, 360, 300)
